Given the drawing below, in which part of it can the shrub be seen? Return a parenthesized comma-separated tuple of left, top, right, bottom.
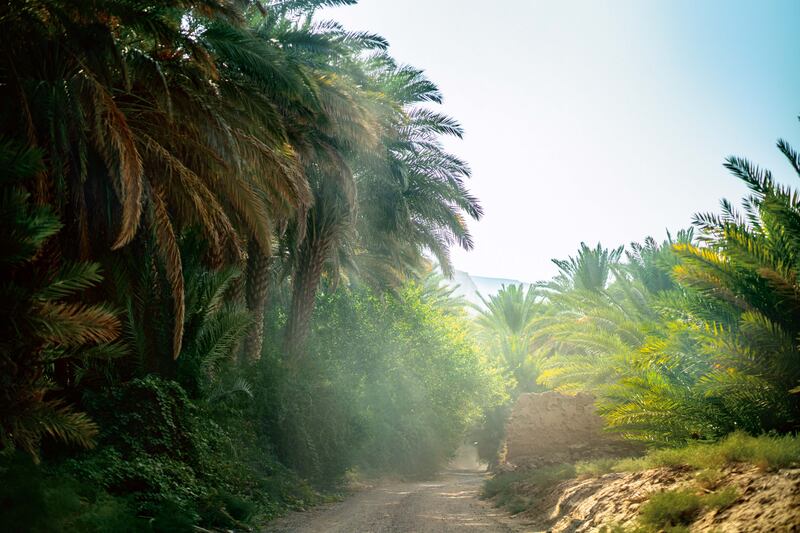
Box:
(702, 486, 739, 510)
(482, 470, 529, 499)
(64, 376, 257, 527)
(637, 486, 740, 531)
(638, 489, 702, 528)
(0, 452, 145, 533)
(693, 468, 724, 490)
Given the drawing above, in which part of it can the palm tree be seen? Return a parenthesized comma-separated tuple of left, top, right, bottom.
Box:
(474, 284, 543, 393)
(549, 242, 624, 293)
(529, 233, 721, 443)
(532, 139, 800, 441)
(626, 229, 694, 294)
(354, 56, 482, 276)
(672, 137, 800, 433)
(417, 269, 468, 315)
(0, 140, 122, 460)
(0, 0, 314, 360)
(280, 49, 387, 359)
(280, 53, 484, 359)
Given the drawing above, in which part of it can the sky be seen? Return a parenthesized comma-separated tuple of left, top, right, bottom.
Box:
(321, 0, 800, 283)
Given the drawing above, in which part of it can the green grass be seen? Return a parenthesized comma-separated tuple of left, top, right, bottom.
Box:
(566, 432, 798, 482)
(481, 470, 529, 499)
(613, 431, 800, 472)
(701, 486, 739, 510)
(693, 468, 724, 490)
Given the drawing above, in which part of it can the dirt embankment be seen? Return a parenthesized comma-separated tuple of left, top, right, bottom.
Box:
(508, 464, 800, 532)
(496, 392, 800, 532)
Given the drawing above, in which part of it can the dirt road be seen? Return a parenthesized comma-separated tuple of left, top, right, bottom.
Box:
(262, 469, 523, 533)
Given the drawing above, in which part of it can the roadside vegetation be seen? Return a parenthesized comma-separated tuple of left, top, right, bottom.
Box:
(2, 0, 800, 531)
(475, 131, 800, 450)
(477, 132, 800, 529)
(0, 1, 501, 530)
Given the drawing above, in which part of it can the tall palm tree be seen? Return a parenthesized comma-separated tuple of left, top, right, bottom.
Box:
(353, 55, 483, 281)
(282, 54, 483, 359)
(0, 0, 315, 361)
(280, 49, 386, 359)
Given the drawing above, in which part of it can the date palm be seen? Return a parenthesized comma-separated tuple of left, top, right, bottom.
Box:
(673, 138, 800, 433)
(282, 55, 483, 359)
(548, 242, 624, 293)
(0, 140, 122, 460)
(354, 55, 482, 281)
(231, 5, 390, 362)
(474, 284, 544, 393)
(0, 0, 318, 359)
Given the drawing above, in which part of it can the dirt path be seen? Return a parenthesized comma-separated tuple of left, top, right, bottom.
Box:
(262, 469, 525, 533)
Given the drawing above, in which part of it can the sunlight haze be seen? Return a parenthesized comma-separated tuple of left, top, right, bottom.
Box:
(322, 0, 800, 282)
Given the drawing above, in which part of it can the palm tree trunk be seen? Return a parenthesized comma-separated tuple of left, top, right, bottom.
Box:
(284, 235, 329, 362)
(242, 239, 272, 365)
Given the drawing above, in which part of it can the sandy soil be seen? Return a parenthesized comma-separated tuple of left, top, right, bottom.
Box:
(509, 465, 800, 532)
(262, 469, 524, 533)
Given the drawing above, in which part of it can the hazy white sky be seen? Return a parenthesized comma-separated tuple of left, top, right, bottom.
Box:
(322, 0, 800, 282)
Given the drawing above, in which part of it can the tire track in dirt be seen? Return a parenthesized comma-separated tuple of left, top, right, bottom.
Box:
(263, 469, 525, 533)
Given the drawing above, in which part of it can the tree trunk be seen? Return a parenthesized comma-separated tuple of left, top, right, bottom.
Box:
(241, 239, 272, 365)
(284, 235, 329, 362)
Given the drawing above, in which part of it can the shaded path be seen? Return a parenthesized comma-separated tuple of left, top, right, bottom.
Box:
(262, 469, 523, 533)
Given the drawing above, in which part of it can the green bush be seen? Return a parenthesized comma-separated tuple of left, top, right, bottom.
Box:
(637, 486, 740, 531)
(482, 470, 529, 499)
(701, 486, 739, 510)
(0, 452, 145, 533)
(638, 489, 702, 528)
(61, 376, 267, 528)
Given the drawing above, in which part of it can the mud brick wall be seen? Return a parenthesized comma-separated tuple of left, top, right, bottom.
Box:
(504, 392, 641, 468)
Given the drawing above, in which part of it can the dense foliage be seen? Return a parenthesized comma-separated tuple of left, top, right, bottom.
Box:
(478, 137, 800, 447)
(0, 0, 494, 529)
(258, 278, 504, 481)
(2, 0, 800, 529)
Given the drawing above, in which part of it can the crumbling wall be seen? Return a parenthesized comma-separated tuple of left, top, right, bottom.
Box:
(504, 392, 641, 468)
